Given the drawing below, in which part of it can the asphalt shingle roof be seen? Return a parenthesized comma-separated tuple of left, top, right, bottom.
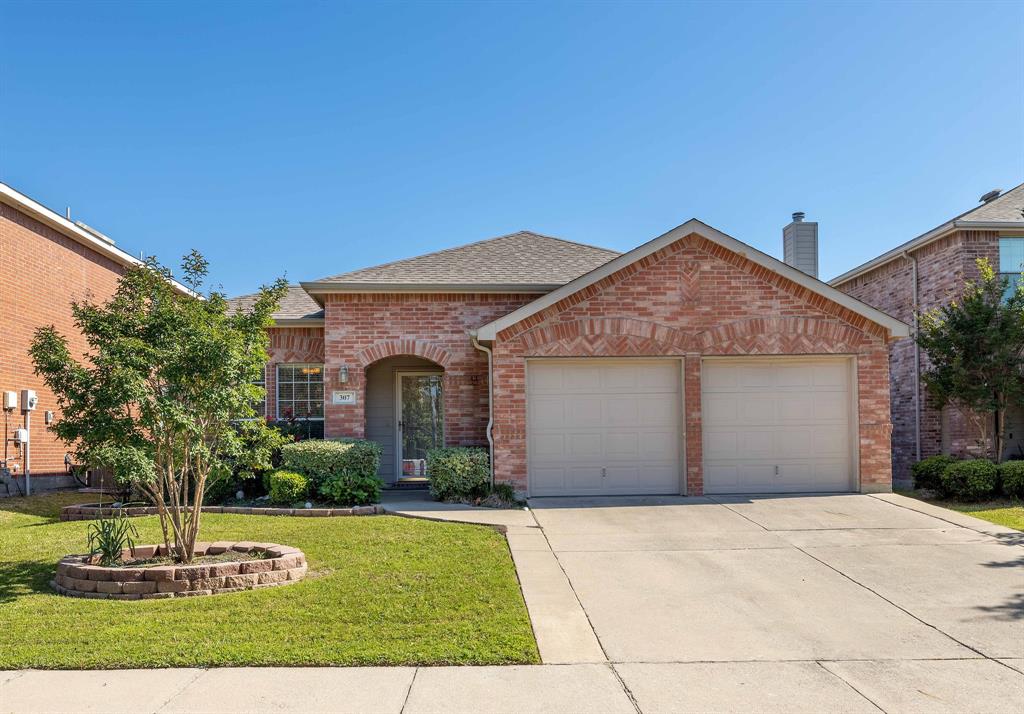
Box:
(961, 183, 1024, 223)
(226, 285, 324, 321)
(311, 231, 621, 286)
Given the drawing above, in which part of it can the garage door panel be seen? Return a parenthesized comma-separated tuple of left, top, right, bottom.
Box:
(528, 360, 682, 496)
(703, 359, 854, 494)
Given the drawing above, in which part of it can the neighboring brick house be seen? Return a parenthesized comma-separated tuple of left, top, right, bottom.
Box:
(832, 184, 1024, 485)
(0, 182, 188, 496)
(236, 222, 908, 496)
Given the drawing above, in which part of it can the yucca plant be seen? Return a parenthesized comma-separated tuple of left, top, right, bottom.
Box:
(87, 513, 139, 566)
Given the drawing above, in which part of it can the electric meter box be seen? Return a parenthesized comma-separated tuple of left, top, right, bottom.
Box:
(21, 390, 37, 411)
(14, 428, 29, 444)
(2, 391, 16, 410)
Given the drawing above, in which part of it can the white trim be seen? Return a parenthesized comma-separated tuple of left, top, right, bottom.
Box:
(829, 220, 1024, 286)
(0, 182, 195, 296)
(271, 318, 325, 327)
(301, 281, 558, 296)
(475, 219, 910, 341)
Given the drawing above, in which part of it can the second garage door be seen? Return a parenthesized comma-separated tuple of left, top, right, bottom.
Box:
(527, 360, 683, 496)
(702, 358, 855, 494)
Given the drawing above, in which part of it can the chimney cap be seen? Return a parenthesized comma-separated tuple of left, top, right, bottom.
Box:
(791, 211, 805, 223)
(979, 189, 1002, 203)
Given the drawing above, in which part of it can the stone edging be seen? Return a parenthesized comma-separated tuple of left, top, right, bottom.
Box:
(60, 503, 385, 521)
(51, 542, 307, 600)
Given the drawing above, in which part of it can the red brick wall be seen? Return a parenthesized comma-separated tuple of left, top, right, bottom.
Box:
(834, 229, 1001, 482)
(321, 293, 541, 447)
(491, 233, 894, 495)
(0, 203, 124, 486)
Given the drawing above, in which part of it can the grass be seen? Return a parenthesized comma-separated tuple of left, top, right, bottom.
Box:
(0, 492, 539, 669)
(898, 490, 1024, 531)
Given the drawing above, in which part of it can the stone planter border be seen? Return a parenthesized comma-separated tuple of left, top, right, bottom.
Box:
(51, 542, 307, 600)
(60, 503, 385, 521)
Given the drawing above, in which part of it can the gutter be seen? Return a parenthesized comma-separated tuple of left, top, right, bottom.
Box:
(469, 331, 495, 488)
(903, 251, 922, 463)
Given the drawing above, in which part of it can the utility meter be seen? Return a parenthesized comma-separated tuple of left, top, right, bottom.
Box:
(21, 390, 37, 411)
(2, 391, 16, 411)
(14, 428, 29, 445)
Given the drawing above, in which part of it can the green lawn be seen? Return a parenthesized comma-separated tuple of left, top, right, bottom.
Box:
(0, 492, 539, 669)
(898, 490, 1024, 531)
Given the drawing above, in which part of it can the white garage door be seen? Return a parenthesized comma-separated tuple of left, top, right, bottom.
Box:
(527, 360, 682, 496)
(702, 358, 854, 494)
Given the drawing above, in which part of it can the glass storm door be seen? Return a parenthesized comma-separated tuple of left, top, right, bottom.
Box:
(397, 372, 444, 478)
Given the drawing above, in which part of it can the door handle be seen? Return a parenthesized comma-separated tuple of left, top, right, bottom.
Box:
(601, 467, 607, 478)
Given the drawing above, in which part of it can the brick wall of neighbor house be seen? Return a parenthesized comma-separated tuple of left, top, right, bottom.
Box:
(263, 327, 326, 420)
(0, 202, 124, 491)
(491, 232, 895, 496)
(321, 293, 541, 447)
(834, 229, 1001, 482)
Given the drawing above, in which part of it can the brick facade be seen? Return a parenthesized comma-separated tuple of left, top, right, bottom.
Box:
(834, 229, 1001, 483)
(490, 233, 893, 495)
(0, 202, 124, 491)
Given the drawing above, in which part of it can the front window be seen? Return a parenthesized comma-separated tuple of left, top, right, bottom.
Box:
(276, 364, 325, 420)
(253, 365, 267, 417)
(999, 237, 1024, 302)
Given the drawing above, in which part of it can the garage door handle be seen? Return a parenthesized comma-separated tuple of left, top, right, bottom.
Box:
(775, 465, 780, 476)
(601, 467, 606, 478)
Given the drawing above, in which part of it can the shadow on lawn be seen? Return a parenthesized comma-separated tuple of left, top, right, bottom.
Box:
(0, 559, 59, 603)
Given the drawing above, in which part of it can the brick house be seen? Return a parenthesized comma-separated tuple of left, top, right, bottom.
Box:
(0, 183, 189, 496)
(832, 184, 1024, 485)
(238, 220, 907, 497)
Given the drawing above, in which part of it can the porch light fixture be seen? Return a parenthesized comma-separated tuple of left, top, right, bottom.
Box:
(338, 365, 349, 384)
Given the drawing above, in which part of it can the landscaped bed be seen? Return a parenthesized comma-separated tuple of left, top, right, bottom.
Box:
(0, 492, 539, 668)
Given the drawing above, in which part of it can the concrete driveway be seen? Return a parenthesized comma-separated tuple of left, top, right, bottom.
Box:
(527, 493, 1024, 713)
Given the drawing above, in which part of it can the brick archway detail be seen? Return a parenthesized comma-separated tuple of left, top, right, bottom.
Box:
(517, 318, 695, 355)
(697, 317, 869, 353)
(269, 333, 325, 363)
(354, 340, 452, 368)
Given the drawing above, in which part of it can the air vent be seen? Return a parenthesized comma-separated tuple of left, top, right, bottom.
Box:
(979, 189, 1002, 204)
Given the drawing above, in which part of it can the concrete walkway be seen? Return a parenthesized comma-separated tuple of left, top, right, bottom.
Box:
(3, 492, 1022, 712)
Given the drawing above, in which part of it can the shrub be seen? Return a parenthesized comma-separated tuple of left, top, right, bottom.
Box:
(268, 470, 308, 505)
(940, 459, 998, 500)
(998, 460, 1024, 499)
(911, 455, 960, 491)
(427, 447, 490, 501)
(281, 439, 379, 490)
(319, 469, 382, 506)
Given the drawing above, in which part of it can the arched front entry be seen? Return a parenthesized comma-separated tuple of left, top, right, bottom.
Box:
(364, 355, 445, 484)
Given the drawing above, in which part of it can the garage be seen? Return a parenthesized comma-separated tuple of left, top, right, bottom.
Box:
(527, 359, 683, 496)
(701, 357, 855, 494)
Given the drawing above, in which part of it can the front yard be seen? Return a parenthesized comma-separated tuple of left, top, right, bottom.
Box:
(0, 493, 539, 669)
(898, 490, 1024, 531)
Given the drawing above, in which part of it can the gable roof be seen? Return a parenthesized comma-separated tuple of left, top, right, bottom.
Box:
(227, 285, 324, 325)
(301, 231, 620, 294)
(830, 183, 1024, 286)
(474, 219, 910, 341)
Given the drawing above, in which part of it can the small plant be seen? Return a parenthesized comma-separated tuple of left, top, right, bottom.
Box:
(940, 459, 998, 501)
(911, 455, 960, 491)
(319, 470, 382, 506)
(87, 513, 139, 566)
(268, 469, 308, 505)
(998, 460, 1024, 499)
(427, 447, 490, 501)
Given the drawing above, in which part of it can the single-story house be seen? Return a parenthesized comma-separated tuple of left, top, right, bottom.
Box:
(237, 218, 908, 497)
(832, 183, 1024, 484)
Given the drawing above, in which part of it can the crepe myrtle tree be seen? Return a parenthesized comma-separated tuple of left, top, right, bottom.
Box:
(31, 251, 287, 563)
(916, 258, 1024, 462)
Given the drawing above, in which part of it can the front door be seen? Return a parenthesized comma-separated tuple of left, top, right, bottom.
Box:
(396, 372, 444, 479)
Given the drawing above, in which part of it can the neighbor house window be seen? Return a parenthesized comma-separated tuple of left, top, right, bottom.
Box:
(253, 365, 267, 418)
(999, 237, 1024, 302)
(276, 364, 325, 420)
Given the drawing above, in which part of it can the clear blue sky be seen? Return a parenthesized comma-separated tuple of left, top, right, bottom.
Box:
(1, 1, 1021, 296)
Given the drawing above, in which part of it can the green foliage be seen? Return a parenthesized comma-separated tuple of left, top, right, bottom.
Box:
(427, 447, 490, 501)
(916, 259, 1024, 461)
(940, 459, 999, 501)
(490, 482, 517, 503)
(998, 460, 1024, 499)
(911, 455, 960, 491)
(29, 250, 286, 562)
(87, 513, 139, 566)
(268, 469, 309, 505)
(280, 439, 382, 505)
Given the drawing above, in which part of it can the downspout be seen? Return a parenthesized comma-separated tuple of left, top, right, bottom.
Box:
(903, 251, 922, 462)
(470, 331, 495, 487)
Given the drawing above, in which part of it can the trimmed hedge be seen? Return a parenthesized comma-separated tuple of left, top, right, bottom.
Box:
(280, 438, 383, 506)
(940, 459, 998, 501)
(268, 469, 308, 505)
(999, 460, 1024, 499)
(911, 455, 959, 491)
(427, 447, 490, 501)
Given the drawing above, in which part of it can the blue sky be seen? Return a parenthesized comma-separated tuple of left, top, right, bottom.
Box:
(1, 1, 1021, 296)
